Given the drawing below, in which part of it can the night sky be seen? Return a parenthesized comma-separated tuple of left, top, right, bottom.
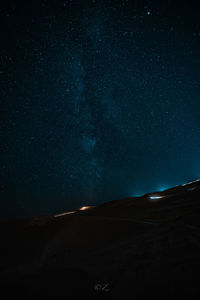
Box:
(1, 0, 200, 218)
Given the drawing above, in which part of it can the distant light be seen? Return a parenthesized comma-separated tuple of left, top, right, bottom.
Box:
(149, 195, 164, 201)
(79, 206, 93, 211)
(147, 11, 151, 15)
(187, 187, 197, 192)
(182, 179, 200, 186)
(54, 211, 76, 218)
(150, 196, 161, 200)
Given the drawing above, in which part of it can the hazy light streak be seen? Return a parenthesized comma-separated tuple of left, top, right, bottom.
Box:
(187, 186, 197, 192)
(54, 211, 76, 217)
(182, 179, 200, 186)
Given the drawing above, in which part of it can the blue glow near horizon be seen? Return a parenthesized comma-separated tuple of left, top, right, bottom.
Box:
(132, 192, 144, 197)
(131, 178, 200, 199)
(132, 184, 169, 197)
(156, 185, 170, 192)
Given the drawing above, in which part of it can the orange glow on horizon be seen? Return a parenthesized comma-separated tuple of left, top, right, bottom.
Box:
(79, 206, 93, 211)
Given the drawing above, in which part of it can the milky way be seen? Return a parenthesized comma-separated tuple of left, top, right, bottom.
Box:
(1, 0, 200, 218)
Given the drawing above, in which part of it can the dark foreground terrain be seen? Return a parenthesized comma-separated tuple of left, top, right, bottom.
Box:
(1, 180, 200, 299)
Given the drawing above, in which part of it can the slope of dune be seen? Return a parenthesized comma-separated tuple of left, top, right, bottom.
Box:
(1, 180, 200, 299)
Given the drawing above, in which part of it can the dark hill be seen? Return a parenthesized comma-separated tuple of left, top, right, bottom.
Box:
(1, 180, 200, 299)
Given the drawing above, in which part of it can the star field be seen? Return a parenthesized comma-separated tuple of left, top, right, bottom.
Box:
(1, 0, 200, 218)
